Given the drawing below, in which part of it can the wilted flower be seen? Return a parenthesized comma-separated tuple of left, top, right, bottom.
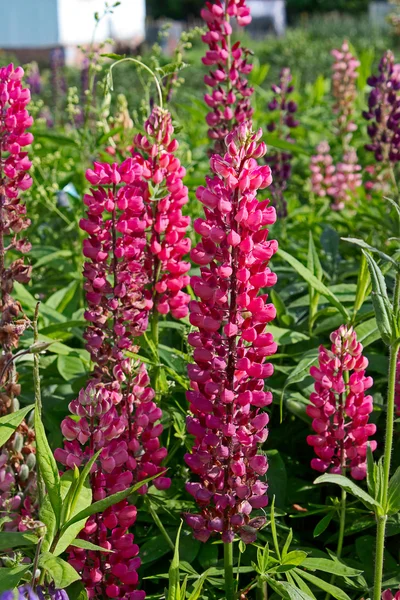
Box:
(184, 122, 277, 544)
(307, 325, 377, 480)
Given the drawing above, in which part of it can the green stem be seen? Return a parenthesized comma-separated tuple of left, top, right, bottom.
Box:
(224, 542, 235, 600)
(33, 303, 45, 506)
(256, 578, 268, 600)
(373, 515, 388, 600)
(109, 58, 163, 110)
(150, 309, 161, 396)
(372, 339, 400, 600)
(325, 487, 346, 600)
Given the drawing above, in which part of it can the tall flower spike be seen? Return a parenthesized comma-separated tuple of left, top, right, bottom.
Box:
(310, 142, 361, 211)
(307, 325, 376, 481)
(0, 63, 36, 530)
(202, 0, 254, 153)
(133, 107, 191, 319)
(56, 156, 170, 599)
(184, 123, 278, 544)
(265, 68, 298, 218)
(331, 41, 360, 143)
(364, 50, 400, 164)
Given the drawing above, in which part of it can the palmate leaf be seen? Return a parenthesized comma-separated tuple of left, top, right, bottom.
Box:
(297, 569, 352, 600)
(39, 552, 80, 588)
(362, 251, 393, 345)
(278, 249, 349, 319)
(314, 474, 382, 513)
(34, 407, 62, 527)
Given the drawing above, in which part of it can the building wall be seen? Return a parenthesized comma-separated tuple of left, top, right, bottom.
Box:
(0, 0, 59, 48)
(57, 0, 145, 46)
(0, 0, 145, 50)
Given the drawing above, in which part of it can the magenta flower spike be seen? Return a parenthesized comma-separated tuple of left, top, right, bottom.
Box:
(307, 325, 377, 481)
(133, 107, 191, 319)
(331, 41, 360, 142)
(56, 154, 171, 599)
(0, 63, 36, 529)
(202, 0, 254, 153)
(184, 122, 278, 544)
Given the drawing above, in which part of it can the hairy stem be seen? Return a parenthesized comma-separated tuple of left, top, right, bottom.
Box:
(33, 302, 45, 505)
(372, 339, 399, 600)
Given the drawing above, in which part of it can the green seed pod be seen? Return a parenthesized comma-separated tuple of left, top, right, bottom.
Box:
(12, 432, 23, 453)
(26, 453, 36, 471)
(19, 464, 30, 481)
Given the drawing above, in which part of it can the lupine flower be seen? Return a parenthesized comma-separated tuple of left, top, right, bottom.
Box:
(202, 0, 254, 153)
(0, 586, 38, 600)
(310, 142, 361, 210)
(364, 50, 400, 164)
(37, 584, 69, 600)
(133, 107, 191, 318)
(26, 62, 42, 96)
(382, 591, 400, 600)
(56, 370, 168, 599)
(184, 122, 277, 544)
(0, 63, 36, 527)
(307, 325, 377, 481)
(265, 67, 298, 217)
(56, 149, 173, 598)
(331, 41, 360, 142)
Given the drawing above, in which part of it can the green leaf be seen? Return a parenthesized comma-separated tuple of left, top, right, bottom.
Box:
(268, 326, 309, 345)
(363, 251, 393, 346)
(187, 568, 212, 600)
(263, 134, 307, 155)
(282, 550, 307, 566)
(71, 538, 113, 552)
(353, 251, 371, 316)
(65, 582, 88, 600)
(282, 529, 293, 559)
(314, 474, 382, 512)
(387, 466, 400, 514)
(278, 249, 349, 319)
(355, 318, 380, 347)
(343, 238, 399, 269)
(168, 521, 183, 600)
(62, 472, 162, 532)
(0, 404, 34, 446)
(39, 552, 80, 588)
(299, 570, 352, 600)
(34, 408, 62, 526)
(301, 557, 362, 577)
(57, 355, 87, 381)
(0, 531, 38, 551)
(0, 565, 31, 593)
(54, 470, 93, 556)
(313, 512, 334, 537)
(266, 577, 315, 600)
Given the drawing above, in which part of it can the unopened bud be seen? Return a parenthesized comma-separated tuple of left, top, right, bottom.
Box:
(19, 464, 30, 481)
(26, 453, 36, 470)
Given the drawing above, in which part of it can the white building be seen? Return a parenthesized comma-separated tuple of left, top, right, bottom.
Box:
(0, 0, 146, 64)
